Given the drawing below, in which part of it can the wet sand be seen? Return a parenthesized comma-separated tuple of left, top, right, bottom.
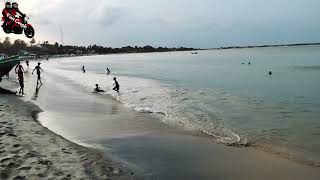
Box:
(1, 61, 320, 179)
(0, 76, 133, 179)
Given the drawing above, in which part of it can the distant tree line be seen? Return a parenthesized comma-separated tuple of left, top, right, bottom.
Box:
(0, 37, 197, 56)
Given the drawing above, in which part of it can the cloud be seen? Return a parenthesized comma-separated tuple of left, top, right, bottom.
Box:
(89, 4, 127, 27)
(30, 16, 52, 25)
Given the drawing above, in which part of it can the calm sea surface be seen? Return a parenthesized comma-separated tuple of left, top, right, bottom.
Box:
(48, 46, 320, 165)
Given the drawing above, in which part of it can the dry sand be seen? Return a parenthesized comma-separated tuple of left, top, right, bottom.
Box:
(0, 95, 133, 180)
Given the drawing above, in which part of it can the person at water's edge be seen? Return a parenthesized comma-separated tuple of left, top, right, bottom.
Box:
(16, 63, 25, 95)
(32, 62, 43, 84)
(14, 62, 25, 95)
(113, 77, 119, 92)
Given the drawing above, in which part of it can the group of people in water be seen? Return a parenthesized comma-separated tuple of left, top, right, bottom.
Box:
(0, 61, 43, 95)
(241, 61, 273, 75)
(81, 65, 120, 93)
(93, 77, 119, 93)
(14, 61, 43, 95)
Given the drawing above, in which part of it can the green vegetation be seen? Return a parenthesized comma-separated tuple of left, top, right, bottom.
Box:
(0, 37, 196, 56)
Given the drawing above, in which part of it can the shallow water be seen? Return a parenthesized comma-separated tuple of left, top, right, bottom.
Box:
(41, 46, 320, 165)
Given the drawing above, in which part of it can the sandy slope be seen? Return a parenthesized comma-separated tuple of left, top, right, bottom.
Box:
(0, 95, 133, 180)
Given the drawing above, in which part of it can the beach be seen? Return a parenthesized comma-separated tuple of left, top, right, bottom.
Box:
(0, 94, 133, 179)
(1, 47, 320, 179)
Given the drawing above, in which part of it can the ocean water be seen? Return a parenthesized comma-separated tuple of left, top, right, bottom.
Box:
(46, 46, 320, 165)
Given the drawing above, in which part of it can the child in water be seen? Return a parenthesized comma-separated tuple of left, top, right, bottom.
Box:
(93, 84, 104, 92)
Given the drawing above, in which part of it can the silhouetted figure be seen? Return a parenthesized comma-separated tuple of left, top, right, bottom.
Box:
(26, 60, 29, 67)
(107, 68, 110, 75)
(81, 66, 86, 73)
(269, 70, 272, 75)
(113, 77, 119, 92)
(15, 62, 24, 74)
(17, 66, 24, 95)
(32, 62, 43, 85)
(248, 62, 251, 65)
(93, 84, 105, 92)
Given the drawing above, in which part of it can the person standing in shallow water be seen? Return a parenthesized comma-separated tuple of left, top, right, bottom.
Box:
(107, 68, 110, 75)
(32, 62, 43, 85)
(113, 77, 120, 92)
(17, 65, 24, 95)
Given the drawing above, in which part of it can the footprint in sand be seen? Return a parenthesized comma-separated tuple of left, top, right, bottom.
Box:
(8, 162, 20, 168)
(61, 148, 72, 154)
(0, 157, 12, 163)
(13, 144, 21, 148)
(18, 166, 32, 171)
(13, 175, 26, 180)
(38, 159, 53, 166)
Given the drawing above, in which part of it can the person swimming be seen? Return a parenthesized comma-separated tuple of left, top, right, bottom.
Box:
(269, 70, 272, 75)
(113, 77, 119, 92)
(93, 84, 105, 92)
(81, 66, 86, 73)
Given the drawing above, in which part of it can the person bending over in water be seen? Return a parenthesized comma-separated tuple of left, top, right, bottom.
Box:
(32, 62, 43, 84)
(113, 77, 119, 92)
(93, 84, 105, 92)
(81, 66, 86, 73)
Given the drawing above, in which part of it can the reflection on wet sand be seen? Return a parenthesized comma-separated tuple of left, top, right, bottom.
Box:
(32, 83, 42, 100)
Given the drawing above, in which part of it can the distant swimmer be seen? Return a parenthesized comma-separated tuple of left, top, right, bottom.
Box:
(113, 77, 120, 92)
(93, 84, 105, 92)
(81, 66, 86, 73)
(248, 62, 251, 65)
(26, 60, 29, 67)
(32, 62, 43, 85)
(107, 68, 110, 75)
(269, 70, 272, 75)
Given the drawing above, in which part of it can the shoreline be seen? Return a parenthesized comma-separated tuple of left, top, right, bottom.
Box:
(1, 53, 319, 179)
(0, 95, 134, 179)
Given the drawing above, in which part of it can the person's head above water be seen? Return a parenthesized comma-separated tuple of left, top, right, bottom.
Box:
(113, 77, 116, 80)
(95, 84, 98, 87)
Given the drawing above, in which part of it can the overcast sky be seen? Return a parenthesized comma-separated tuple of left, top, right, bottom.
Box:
(1, 0, 320, 48)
